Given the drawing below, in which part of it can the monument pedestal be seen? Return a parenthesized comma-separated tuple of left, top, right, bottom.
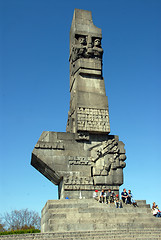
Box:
(41, 199, 161, 233)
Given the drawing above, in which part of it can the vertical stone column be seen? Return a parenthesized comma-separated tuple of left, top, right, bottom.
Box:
(67, 9, 110, 134)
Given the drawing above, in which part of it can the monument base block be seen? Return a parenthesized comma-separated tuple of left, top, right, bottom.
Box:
(41, 199, 161, 233)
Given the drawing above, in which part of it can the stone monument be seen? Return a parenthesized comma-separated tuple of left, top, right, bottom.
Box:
(31, 9, 126, 199)
(28, 9, 161, 237)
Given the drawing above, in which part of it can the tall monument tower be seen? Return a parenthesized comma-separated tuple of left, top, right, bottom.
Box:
(31, 9, 126, 199)
(67, 9, 110, 134)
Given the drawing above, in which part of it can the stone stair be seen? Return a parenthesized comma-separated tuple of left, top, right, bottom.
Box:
(41, 199, 161, 233)
(0, 229, 161, 240)
(1, 199, 161, 240)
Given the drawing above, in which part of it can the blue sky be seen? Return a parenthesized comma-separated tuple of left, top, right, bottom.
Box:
(0, 0, 161, 217)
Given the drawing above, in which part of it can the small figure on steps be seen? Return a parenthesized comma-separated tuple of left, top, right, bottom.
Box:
(115, 194, 122, 208)
(99, 189, 106, 203)
(152, 202, 161, 217)
(121, 188, 128, 203)
(93, 190, 99, 201)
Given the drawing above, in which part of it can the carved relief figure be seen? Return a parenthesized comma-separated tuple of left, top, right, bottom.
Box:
(70, 35, 103, 63)
(84, 36, 103, 60)
(90, 140, 126, 185)
(90, 38, 103, 59)
(71, 35, 87, 62)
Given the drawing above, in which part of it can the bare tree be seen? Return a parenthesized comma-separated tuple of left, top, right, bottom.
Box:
(2, 209, 41, 230)
(0, 224, 5, 232)
(0, 217, 5, 232)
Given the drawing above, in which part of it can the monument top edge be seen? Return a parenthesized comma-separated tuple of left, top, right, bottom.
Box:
(73, 8, 92, 21)
(71, 9, 102, 36)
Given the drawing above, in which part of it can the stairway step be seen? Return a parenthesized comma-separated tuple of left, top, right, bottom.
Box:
(48, 215, 160, 225)
(46, 205, 151, 214)
(78, 207, 151, 213)
(1, 229, 161, 240)
(48, 221, 161, 232)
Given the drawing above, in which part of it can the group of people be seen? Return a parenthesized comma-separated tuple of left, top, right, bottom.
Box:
(93, 189, 161, 218)
(152, 202, 161, 217)
(93, 188, 137, 208)
(121, 188, 137, 206)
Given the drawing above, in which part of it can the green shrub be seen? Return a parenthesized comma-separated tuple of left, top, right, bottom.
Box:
(0, 228, 40, 235)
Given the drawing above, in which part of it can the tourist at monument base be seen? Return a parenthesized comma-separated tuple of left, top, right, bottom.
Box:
(115, 194, 123, 208)
(99, 189, 106, 203)
(152, 202, 161, 217)
(121, 188, 128, 203)
(93, 190, 99, 201)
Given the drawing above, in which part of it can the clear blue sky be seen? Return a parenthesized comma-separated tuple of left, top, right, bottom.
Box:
(0, 0, 161, 217)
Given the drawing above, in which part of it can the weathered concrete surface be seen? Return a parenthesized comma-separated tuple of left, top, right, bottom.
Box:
(41, 199, 161, 233)
(31, 9, 126, 200)
(67, 8, 109, 134)
(32, 132, 126, 199)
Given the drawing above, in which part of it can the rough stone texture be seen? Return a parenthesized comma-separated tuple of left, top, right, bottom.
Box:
(40, 199, 161, 233)
(32, 132, 126, 199)
(67, 8, 109, 134)
(1, 231, 161, 240)
(31, 9, 126, 201)
(1, 229, 161, 239)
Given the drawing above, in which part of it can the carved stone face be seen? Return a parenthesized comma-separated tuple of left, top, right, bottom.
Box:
(94, 39, 101, 47)
(78, 36, 86, 45)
